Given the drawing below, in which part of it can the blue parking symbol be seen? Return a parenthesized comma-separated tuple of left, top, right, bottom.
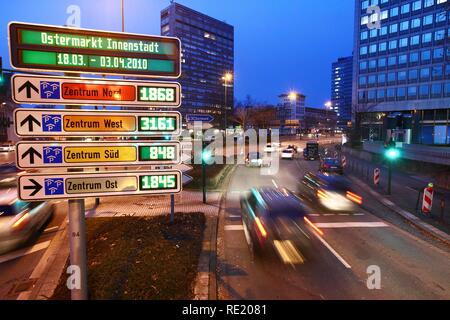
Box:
(43, 146, 63, 164)
(42, 114, 62, 132)
(44, 178, 64, 195)
(40, 81, 60, 99)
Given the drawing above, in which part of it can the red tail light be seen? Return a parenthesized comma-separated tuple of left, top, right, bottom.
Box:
(346, 191, 363, 204)
(255, 217, 267, 238)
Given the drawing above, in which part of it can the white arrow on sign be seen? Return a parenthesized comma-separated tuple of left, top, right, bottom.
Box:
(18, 170, 182, 201)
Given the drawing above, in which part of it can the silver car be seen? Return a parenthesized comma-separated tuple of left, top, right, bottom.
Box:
(0, 183, 54, 254)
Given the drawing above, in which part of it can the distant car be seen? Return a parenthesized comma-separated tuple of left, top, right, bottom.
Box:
(303, 142, 319, 160)
(240, 187, 311, 258)
(319, 157, 343, 174)
(297, 172, 362, 211)
(287, 145, 298, 153)
(264, 144, 276, 153)
(0, 180, 54, 254)
(246, 152, 271, 167)
(281, 149, 295, 160)
(0, 144, 15, 152)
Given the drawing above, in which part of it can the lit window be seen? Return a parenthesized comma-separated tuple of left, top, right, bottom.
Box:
(390, 23, 398, 33)
(361, 16, 369, 25)
(400, 21, 409, 31)
(424, 0, 434, 8)
(423, 15, 433, 26)
(410, 35, 420, 45)
(379, 42, 387, 51)
(399, 38, 408, 47)
(435, 29, 445, 41)
(401, 3, 410, 14)
(412, 1, 422, 11)
(411, 18, 421, 28)
(390, 7, 399, 17)
(389, 40, 397, 49)
(361, 31, 368, 40)
(422, 33, 432, 43)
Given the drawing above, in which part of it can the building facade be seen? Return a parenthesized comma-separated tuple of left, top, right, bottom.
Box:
(277, 92, 306, 134)
(160, 2, 234, 129)
(352, 0, 449, 145)
(304, 107, 338, 131)
(331, 56, 354, 128)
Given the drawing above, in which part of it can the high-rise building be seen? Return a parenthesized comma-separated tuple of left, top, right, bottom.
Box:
(277, 92, 306, 134)
(331, 56, 353, 128)
(352, 0, 449, 145)
(160, 2, 234, 129)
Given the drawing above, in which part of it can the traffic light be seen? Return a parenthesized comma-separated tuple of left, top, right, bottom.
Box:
(385, 147, 400, 160)
(0, 57, 4, 86)
(202, 142, 212, 163)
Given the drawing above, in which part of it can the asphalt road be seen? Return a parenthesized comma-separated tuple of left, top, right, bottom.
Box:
(217, 139, 450, 299)
(0, 200, 67, 300)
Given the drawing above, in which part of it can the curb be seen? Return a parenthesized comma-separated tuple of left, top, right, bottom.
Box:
(349, 175, 450, 247)
(27, 219, 70, 300)
(193, 165, 237, 300)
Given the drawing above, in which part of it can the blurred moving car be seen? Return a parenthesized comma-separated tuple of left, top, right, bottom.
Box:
(245, 152, 271, 167)
(298, 172, 363, 211)
(287, 144, 298, 153)
(240, 187, 312, 263)
(0, 143, 15, 152)
(281, 149, 295, 160)
(319, 157, 343, 174)
(264, 144, 276, 153)
(0, 166, 54, 254)
(303, 141, 319, 160)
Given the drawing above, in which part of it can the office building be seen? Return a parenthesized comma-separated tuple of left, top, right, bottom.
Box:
(352, 0, 449, 145)
(160, 2, 234, 129)
(331, 56, 354, 128)
(277, 92, 306, 134)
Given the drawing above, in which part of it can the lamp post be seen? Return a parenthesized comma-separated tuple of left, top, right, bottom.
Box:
(222, 72, 232, 130)
(324, 101, 332, 135)
(288, 91, 297, 135)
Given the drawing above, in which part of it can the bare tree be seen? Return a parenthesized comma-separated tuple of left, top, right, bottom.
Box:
(232, 106, 250, 129)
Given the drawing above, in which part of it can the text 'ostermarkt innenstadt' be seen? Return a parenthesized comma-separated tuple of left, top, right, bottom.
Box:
(40, 32, 163, 53)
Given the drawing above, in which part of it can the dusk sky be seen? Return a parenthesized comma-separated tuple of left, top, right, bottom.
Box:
(0, 0, 355, 108)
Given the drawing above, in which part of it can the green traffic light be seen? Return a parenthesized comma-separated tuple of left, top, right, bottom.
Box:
(202, 150, 212, 162)
(385, 148, 400, 160)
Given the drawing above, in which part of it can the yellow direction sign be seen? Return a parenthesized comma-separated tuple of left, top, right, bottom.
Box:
(14, 109, 182, 137)
(16, 141, 181, 169)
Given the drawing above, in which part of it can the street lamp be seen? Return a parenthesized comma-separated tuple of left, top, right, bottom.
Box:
(324, 101, 333, 134)
(222, 72, 233, 130)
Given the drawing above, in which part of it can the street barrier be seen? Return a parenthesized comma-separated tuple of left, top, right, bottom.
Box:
(374, 168, 380, 186)
(422, 183, 434, 214)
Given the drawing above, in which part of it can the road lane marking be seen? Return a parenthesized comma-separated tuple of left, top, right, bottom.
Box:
(323, 214, 335, 216)
(308, 213, 321, 217)
(0, 240, 51, 264)
(272, 179, 278, 188)
(224, 225, 244, 231)
(228, 214, 241, 218)
(315, 222, 389, 228)
(312, 233, 352, 269)
(338, 213, 350, 216)
(354, 213, 365, 216)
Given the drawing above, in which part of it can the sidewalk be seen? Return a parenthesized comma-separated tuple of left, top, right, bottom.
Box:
(343, 151, 450, 238)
